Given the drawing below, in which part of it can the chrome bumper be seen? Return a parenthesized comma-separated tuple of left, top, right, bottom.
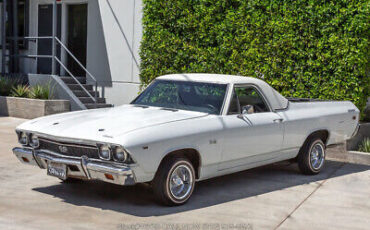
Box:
(13, 147, 136, 185)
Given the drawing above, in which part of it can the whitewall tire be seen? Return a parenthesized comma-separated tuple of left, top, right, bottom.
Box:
(152, 157, 195, 206)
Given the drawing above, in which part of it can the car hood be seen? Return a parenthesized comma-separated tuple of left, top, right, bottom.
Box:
(16, 104, 208, 142)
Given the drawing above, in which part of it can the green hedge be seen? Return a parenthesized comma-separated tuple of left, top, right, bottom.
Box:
(140, 0, 369, 115)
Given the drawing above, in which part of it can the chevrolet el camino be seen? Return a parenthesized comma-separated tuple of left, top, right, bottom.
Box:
(13, 74, 360, 206)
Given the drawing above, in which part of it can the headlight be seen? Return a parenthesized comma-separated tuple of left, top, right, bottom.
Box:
(98, 144, 111, 160)
(30, 134, 39, 148)
(112, 146, 128, 162)
(18, 132, 29, 146)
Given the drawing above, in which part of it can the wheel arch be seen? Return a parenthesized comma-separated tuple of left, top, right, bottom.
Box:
(157, 148, 202, 179)
(303, 129, 330, 147)
(296, 129, 329, 174)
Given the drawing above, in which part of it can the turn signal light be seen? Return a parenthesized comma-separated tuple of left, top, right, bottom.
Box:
(104, 173, 114, 180)
(22, 157, 29, 163)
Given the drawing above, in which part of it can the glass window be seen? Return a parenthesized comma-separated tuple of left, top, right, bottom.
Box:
(228, 90, 240, 115)
(132, 80, 227, 115)
(228, 86, 270, 114)
(18, 1, 26, 41)
(0, 0, 29, 48)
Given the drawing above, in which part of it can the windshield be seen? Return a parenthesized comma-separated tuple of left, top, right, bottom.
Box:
(132, 80, 227, 114)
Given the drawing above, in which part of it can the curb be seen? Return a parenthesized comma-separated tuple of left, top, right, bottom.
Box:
(327, 146, 370, 166)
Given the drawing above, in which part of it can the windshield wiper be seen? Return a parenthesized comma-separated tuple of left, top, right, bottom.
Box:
(160, 108, 179, 112)
(133, 104, 149, 109)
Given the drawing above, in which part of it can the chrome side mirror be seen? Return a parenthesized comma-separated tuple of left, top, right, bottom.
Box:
(237, 105, 254, 119)
(242, 105, 254, 115)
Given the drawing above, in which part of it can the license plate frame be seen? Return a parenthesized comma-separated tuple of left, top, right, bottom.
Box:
(47, 162, 67, 180)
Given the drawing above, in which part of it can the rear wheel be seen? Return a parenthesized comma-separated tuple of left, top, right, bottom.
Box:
(152, 157, 195, 206)
(298, 138, 326, 175)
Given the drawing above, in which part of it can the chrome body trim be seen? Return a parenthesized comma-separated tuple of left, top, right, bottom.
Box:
(39, 137, 98, 150)
(16, 134, 136, 164)
(351, 123, 360, 138)
(81, 155, 91, 179)
(34, 149, 136, 167)
(13, 147, 39, 167)
(12, 147, 136, 185)
(15, 131, 100, 147)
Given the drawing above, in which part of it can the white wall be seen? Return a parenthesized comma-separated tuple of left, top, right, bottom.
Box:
(97, 0, 142, 105)
(1, 0, 143, 107)
(85, 0, 112, 90)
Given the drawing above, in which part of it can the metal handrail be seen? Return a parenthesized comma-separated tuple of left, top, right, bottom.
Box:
(54, 37, 98, 106)
(25, 36, 54, 40)
(5, 54, 54, 59)
(54, 37, 98, 84)
(55, 57, 97, 103)
(17, 36, 99, 108)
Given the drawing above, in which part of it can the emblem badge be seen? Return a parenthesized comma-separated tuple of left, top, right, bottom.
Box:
(58, 146, 68, 153)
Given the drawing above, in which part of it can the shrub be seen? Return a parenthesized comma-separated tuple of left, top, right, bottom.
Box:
(0, 77, 19, 96)
(140, 0, 370, 117)
(30, 84, 53, 100)
(11, 85, 30, 98)
(6, 83, 54, 100)
(359, 138, 370, 153)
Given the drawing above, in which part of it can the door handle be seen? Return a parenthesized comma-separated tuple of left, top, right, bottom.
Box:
(273, 118, 284, 123)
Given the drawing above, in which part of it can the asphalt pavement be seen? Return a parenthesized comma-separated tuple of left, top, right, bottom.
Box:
(1, 116, 369, 230)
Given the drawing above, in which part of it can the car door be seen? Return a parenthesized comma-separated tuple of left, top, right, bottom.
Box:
(218, 85, 284, 170)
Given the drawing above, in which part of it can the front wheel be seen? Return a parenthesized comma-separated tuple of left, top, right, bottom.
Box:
(152, 157, 195, 206)
(298, 138, 326, 175)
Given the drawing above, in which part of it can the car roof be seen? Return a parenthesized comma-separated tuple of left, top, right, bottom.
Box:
(157, 73, 265, 85)
(157, 74, 289, 111)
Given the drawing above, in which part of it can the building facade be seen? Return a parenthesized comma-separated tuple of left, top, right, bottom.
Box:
(0, 0, 143, 109)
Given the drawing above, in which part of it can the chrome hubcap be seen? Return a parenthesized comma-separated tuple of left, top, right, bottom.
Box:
(310, 143, 325, 170)
(169, 165, 193, 200)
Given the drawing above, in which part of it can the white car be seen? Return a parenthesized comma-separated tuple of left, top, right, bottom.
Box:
(13, 74, 359, 206)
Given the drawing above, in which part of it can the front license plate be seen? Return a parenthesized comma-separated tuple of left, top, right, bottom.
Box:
(47, 162, 67, 180)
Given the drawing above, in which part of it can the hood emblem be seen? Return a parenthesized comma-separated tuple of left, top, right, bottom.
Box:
(59, 146, 68, 153)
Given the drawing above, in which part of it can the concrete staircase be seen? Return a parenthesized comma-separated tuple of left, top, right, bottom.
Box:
(60, 76, 113, 109)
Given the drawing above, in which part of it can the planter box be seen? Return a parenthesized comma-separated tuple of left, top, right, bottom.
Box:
(327, 145, 370, 166)
(347, 123, 370, 151)
(327, 123, 370, 165)
(0, 96, 70, 119)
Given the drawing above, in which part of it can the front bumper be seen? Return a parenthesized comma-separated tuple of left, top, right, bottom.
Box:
(13, 147, 136, 185)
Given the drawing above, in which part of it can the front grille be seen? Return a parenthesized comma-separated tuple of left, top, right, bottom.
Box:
(38, 138, 99, 159)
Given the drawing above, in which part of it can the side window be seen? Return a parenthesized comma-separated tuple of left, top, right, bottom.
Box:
(228, 90, 240, 115)
(228, 86, 270, 114)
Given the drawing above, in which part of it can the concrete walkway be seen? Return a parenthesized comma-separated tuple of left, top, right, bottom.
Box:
(0, 116, 369, 230)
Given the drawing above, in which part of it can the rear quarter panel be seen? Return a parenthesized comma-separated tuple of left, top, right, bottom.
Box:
(278, 101, 359, 155)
